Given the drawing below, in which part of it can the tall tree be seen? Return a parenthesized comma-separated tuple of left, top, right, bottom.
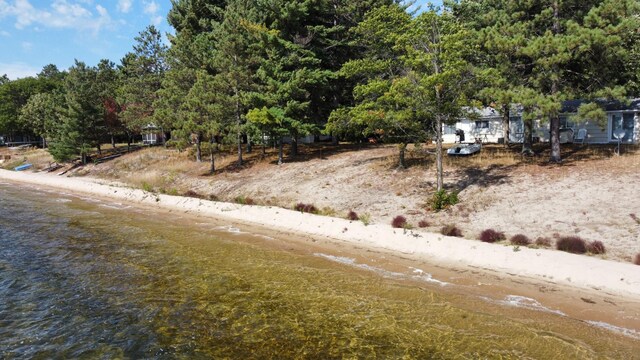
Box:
(118, 25, 168, 145)
(18, 92, 61, 148)
(210, 0, 262, 166)
(49, 61, 105, 164)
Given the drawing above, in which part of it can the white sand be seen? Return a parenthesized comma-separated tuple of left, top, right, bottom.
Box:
(2, 169, 640, 300)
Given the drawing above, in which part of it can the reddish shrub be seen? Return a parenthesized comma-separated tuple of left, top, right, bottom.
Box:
(441, 225, 463, 237)
(479, 229, 505, 243)
(634, 253, 640, 265)
(510, 234, 531, 246)
(556, 236, 587, 254)
(391, 215, 407, 228)
(587, 241, 606, 255)
(535, 237, 552, 247)
(418, 220, 429, 228)
(294, 203, 317, 214)
(183, 190, 204, 199)
(346, 211, 359, 221)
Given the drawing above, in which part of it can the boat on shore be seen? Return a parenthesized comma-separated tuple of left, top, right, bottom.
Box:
(447, 143, 481, 156)
(14, 163, 32, 171)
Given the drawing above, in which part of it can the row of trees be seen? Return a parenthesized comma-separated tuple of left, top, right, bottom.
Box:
(1, 0, 639, 189)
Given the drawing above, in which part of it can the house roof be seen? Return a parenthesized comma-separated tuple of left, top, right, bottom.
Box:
(561, 98, 640, 113)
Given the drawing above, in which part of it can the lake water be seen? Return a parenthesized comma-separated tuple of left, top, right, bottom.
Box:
(0, 182, 638, 359)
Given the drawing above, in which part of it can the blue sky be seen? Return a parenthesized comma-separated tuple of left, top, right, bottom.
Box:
(0, 0, 441, 80)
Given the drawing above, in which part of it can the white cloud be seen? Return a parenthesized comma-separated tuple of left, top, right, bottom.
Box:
(151, 15, 162, 26)
(0, 62, 39, 79)
(0, 0, 113, 33)
(143, 0, 158, 15)
(21, 41, 31, 51)
(117, 0, 132, 13)
(0, 30, 10, 37)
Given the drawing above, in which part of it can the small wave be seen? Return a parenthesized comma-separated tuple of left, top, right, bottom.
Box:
(314, 253, 404, 278)
(410, 268, 449, 286)
(55, 198, 72, 203)
(497, 295, 566, 316)
(585, 320, 640, 340)
(216, 225, 242, 234)
(99, 203, 131, 210)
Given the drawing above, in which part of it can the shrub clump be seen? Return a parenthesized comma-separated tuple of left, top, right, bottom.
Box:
(294, 202, 318, 214)
(183, 190, 204, 199)
(587, 241, 606, 255)
(479, 229, 505, 243)
(556, 236, 587, 254)
(634, 253, 640, 265)
(430, 190, 459, 211)
(535, 237, 552, 247)
(346, 211, 359, 221)
(235, 196, 255, 205)
(441, 225, 463, 237)
(391, 215, 408, 228)
(510, 234, 531, 246)
(418, 220, 429, 228)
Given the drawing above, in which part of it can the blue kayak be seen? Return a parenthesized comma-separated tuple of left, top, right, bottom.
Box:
(14, 163, 32, 171)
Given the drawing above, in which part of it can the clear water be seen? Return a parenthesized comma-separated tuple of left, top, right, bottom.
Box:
(0, 183, 638, 359)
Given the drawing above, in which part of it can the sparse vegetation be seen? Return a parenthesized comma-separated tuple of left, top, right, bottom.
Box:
(634, 253, 640, 265)
(235, 196, 256, 205)
(587, 241, 606, 255)
(360, 213, 371, 226)
(429, 189, 459, 211)
(418, 220, 429, 228)
(556, 236, 587, 254)
(391, 215, 407, 229)
(142, 182, 154, 193)
(479, 229, 505, 243)
(183, 190, 204, 199)
(441, 225, 462, 237)
(347, 211, 359, 221)
(535, 237, 552, 247)
(510, 234, 531, 246)
(294, 203, 318, 214)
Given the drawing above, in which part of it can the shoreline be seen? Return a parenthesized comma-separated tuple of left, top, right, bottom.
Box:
(2, 169, 640, 331)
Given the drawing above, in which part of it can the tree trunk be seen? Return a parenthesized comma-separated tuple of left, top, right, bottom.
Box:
(111, 134, 116, 149)
(195, 134, 202, 162)
(501, 104, 510, 147)
(291, 132, 298, 157)
(522, 117, 534, 155)
(235, 88, 243, 166)
(435, 115, 443, 191)
(97, 143, 102, 155)
(549, 0, 562, 163)
(398, 143, 407, 169)
(332, 134, 338, 146)
(209, 146, 215, 174)
(278, 137, 284, 165)
(247, 136, 252, 153)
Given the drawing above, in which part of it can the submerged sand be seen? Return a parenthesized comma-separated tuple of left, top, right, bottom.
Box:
(2, 169, 639, 300)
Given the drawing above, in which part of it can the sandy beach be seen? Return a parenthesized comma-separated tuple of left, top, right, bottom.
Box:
(0, 170, 640, 331)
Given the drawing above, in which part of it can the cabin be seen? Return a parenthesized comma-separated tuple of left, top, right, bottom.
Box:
(141, 124, 166, 145)
(444, 99, 640, 145)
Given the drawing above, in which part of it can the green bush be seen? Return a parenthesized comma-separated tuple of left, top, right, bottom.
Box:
(430, 190, 459, 211)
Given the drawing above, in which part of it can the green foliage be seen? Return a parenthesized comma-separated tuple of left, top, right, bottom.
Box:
(430, 190, 459, 212)
(48, 61, 104, 163)
(118, 25, 168, 135)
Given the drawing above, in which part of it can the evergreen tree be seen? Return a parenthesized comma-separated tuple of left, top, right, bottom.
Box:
(49, 61, 104, 164)
(118, 26, 168, 145)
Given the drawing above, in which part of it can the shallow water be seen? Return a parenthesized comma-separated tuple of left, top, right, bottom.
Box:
(0, 183, 638, 359)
